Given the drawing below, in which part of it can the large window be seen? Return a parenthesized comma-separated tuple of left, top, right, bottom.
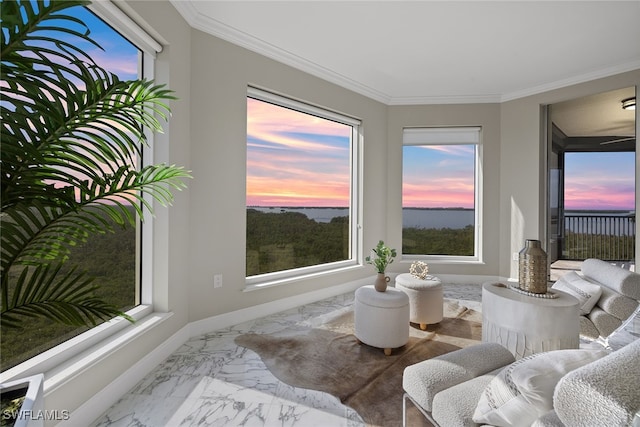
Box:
(1, 4, 155, 371)
(246, 88, 360, 284)
(402, 127, 481, 259)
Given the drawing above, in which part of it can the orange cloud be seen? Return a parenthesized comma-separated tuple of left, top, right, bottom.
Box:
(246, 97, 351, 206)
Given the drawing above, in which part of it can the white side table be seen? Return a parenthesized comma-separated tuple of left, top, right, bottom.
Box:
(482, 282, 580, 359)
(395, 273, 443, 330)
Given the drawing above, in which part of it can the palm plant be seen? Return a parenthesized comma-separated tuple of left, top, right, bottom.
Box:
(1, 0, 189, 328)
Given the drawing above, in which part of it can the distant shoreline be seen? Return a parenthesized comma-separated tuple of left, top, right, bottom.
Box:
(247, 206, 635, 230)
(248, 206, 474, 210)
(248, 206, 634, 213)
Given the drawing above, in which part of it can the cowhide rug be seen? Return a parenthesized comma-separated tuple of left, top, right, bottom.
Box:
(235, 299, 482, 427)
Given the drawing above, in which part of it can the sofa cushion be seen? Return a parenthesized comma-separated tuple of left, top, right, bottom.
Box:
(552, 271, 602, 315)
(432, 369, 501, 427)
(403, 342, 514, 412)
(581, 258, 640, 300)
(554, 339, 640, 427)
(473, 349, 609, 427)
(588, 307, 623, 338)
(579, 316, 600, 340)
(596, 285, 639, 321)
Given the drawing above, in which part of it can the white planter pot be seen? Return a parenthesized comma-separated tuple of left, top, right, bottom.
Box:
(1, 374, 44, 427)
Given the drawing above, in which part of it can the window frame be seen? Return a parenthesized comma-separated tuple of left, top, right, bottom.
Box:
(1, 2, 162, 381)
(245, 87, 363, 289)
(401, 126, 483, 264)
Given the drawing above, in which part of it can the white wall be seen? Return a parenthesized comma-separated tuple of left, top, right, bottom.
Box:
(40, 0, 640, 421)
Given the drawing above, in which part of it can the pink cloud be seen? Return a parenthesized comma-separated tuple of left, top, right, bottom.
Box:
(246, 97, 351, 207)
(565, 176, 635, 210)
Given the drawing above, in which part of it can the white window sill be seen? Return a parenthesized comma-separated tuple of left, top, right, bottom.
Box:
(244, 263, 363, 292)
(401, 255, 484, 265)
(0, 305, 170, 390)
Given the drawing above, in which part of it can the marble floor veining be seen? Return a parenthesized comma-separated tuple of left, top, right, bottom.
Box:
(90, 281, 639, 426)
(90, 283, 483, 427)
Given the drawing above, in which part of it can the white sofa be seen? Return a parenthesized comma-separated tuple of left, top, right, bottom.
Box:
(554, 258, 640, 342)
(403, 339, 640, 427)
(403, 259, 640, 427)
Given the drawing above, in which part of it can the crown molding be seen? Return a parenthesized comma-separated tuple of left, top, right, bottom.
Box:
(500, 60, 640, 103)
(171, 1, 639, 107)
(388, 94, 502, 105)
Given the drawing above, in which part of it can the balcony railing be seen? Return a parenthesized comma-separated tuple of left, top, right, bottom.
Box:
(562, 213, 635, 261)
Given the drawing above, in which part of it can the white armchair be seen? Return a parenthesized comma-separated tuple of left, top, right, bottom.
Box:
(402, 339, 640, 427)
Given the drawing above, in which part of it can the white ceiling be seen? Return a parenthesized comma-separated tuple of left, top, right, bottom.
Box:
(171, 0, 640, 105)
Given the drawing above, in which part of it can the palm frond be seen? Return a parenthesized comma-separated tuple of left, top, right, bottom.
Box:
(1, 263, 133, 329)
(1, 0, 95, 72)
(0, 0, 190, 331)
(1, 164, 190, 278)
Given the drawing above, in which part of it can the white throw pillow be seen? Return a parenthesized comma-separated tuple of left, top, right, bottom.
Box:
(552, 271, 603, 315)
(472, 349, 609, 427)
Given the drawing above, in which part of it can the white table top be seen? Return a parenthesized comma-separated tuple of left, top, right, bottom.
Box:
(482, 282, 579, 308)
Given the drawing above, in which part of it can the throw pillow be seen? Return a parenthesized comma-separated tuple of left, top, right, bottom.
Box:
(552, 271, 603, 315)
(472, 349, 609, 427)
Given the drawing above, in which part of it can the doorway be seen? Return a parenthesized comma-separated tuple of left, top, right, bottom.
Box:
(547, 87, 636, 277)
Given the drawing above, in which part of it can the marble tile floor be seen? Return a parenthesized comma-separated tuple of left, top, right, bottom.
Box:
(91, 283, 483, 427)
(90, 281, 639, 426)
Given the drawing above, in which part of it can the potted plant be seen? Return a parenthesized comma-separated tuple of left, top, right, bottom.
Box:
(1, 0, 189, 417)
(365, 240, 397, 292)
(0, 375, 44, 427)
(1, 0, 189, 329)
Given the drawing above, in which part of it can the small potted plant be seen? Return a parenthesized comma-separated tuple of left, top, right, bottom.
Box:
(365, 240, 397, 292)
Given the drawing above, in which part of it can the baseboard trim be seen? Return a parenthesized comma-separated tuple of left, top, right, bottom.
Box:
(189, 276, 370, 337)
(58, 320, 190, 427)
(67, 276, 370, 425)
(68, 274, 496, 425)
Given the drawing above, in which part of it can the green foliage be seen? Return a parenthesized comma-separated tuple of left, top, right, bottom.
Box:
(1, 0, 189, 330)
(365, 240, 397, 273)
(563, 231, 634, 261)
(246, 210, 477, 276)
(1, 216, 135, 370)
(246, 209, 349, 275)
(403, 226, 475, 256)
(1, 387, 26, 427)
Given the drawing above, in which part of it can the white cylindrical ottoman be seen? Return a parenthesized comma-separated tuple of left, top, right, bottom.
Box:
(395, 273, 443, 330)
(354, 285, 410, 356)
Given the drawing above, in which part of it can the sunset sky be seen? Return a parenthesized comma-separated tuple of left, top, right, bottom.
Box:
(75, 8, 139, 81)
(246, 98, 352, 207)
(402, 144, 475, 209)
(72, 5, 635, 213)
(564, 152, 635, 211)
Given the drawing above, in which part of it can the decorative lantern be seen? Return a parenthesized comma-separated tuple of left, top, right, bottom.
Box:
(518, 239, 548, 294)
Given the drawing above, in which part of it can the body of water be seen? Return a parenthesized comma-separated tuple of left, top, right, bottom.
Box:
(249, 207, 636, 234)
(564, 210, 636, 236)
(250, 207, 475, 229)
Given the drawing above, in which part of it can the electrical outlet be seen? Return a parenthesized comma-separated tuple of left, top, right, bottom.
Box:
(512, 252, 519, 261)
(214, 274, 223, 288)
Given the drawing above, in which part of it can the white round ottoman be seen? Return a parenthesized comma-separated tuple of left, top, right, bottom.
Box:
(354, 285, 409, 355)
(395, 273, 443, 330)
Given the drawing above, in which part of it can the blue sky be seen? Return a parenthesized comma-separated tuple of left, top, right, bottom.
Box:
(403, 144, 475, 209)
(62, 5, 138, 80)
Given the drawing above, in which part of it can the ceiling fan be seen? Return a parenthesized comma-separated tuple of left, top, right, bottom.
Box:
(600, 136, 636, 145)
